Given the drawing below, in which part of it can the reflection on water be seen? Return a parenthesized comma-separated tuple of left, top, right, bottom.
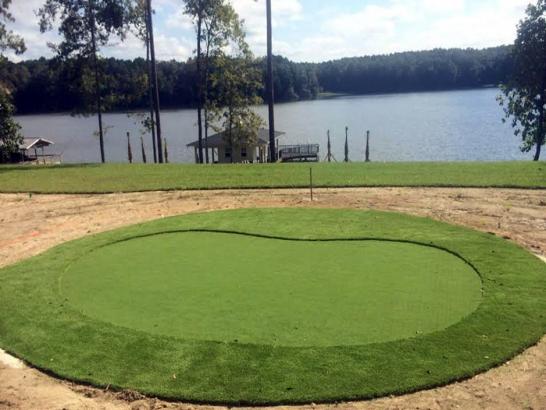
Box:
(14, 88, 528, 163)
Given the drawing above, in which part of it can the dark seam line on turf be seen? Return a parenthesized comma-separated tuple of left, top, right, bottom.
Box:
(4, 234, 545, 406)
(54, 229, 486, 350)
(94, 228, 485, 283)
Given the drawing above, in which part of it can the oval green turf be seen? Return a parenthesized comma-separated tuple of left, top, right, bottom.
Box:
(62, 232, 482, 347)
(0, 209, 545, 405)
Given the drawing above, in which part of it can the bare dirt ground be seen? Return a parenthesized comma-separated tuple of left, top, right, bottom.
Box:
(0, 187, 545, 410)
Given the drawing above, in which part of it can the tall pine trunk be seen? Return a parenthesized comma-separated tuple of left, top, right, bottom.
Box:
(203, 28, 212, 164)
(146, 0, 163, 163)
(89, 0, 105, 163)
(534, 82, 545, 161)
(196, 15, 204, 164)
(145, 21, 157, 163)
(228, 108, 233, 164)
(204, 108, 209, 163)
(266, 0, 276, 162)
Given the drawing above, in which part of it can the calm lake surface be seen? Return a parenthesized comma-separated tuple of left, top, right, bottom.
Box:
(14, 88, 529, 163)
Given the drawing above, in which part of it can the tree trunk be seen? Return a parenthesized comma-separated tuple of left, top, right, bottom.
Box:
(204, 108, 209, 164)
(145, 21, 157, 163)
(89, 0, 105, 163)
(266, 0, 276, 162)
(203, 28, 212, 164)
(196, 15, 204, 164)
(146, 0, 163, 163)
(228, 109, 233, 164)
(534, 79, 546, 161)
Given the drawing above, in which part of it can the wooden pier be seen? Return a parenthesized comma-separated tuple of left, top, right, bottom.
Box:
(278, 144, 320, 162)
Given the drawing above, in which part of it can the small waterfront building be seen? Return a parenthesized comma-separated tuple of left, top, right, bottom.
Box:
(19, 138, 61, 164)
(187, 128, 285, 164)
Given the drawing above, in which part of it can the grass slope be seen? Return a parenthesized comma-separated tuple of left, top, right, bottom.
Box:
(0, 209, 545, 405)
(0, 162, 544, 193)
(62, 232, 481, 347)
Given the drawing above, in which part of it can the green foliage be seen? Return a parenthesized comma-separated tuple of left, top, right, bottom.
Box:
(128, 0, 147, 42)
(38, 0, 133, 59)
(0, 0, 23, 163)
(209, 52, 264, 150)
(264, 55, 319, 101)
(0, 209, 544, 404)
(0, 0, 25, 55)
(0, 162, 544, 193)
(183, 0, 237, 162)
(38, 0, 136, 116)
(201, 2, 264, 152)
(499, 0, 546, 161)
(316, 47, 513, 94)
(3, 47, 513, 115)
(0, 90, 22, 162)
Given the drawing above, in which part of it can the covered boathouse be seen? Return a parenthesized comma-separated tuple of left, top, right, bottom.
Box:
(19, 138, 61, 164)
(187, 128, 285, 164)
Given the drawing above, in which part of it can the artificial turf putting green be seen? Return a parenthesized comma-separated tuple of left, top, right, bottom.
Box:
(62, 232, 482, 346)
(0, 209, 545, 405)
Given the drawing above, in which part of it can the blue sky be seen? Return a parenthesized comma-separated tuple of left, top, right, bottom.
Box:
(6, 0, 531, 62)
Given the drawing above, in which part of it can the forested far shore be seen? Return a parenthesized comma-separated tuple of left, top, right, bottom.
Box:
(1, 46, 513, 115)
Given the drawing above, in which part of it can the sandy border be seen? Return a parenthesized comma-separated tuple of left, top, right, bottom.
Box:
(1, 187, 545, 410)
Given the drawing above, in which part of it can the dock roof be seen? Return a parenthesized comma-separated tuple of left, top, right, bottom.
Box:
(19, 138, 55, 150)
(187, 128, 285, 148)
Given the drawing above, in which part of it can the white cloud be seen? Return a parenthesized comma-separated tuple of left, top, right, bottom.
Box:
(231, 0, 303, 55)
(3, 0, 57, 61)
(284, 0, 529, 62)
(1, 0, 532, 63)
(165, 10, 194, 31)
(154, 34, 193, 60)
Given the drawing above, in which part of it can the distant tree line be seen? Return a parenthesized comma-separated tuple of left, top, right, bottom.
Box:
(0, 46, 513, 115)
(0, 55, 320, 114)
(317, 46, 513, 95)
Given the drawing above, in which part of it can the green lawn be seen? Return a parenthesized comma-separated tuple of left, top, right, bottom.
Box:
(1, 209, 545, 405)
(0, 161, 544, 193)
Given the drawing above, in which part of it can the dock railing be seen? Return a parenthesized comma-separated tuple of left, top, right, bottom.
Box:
(278, 144, 320, 162)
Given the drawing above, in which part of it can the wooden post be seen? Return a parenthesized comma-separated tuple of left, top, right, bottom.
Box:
(344, 126, 349, 163)
(164, 138, 169, 163)
(365, 130, 371, 162)
(127, 132, 133, 164)
(327, 130, 332, 163)
(309, 167, 313, 201)
(141, 136, 147, 164)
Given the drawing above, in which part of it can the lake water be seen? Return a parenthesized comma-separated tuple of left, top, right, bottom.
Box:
(14, 88, 530, 163)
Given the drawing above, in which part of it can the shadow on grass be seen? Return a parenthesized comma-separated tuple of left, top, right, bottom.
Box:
(0, 163, 102, 173)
